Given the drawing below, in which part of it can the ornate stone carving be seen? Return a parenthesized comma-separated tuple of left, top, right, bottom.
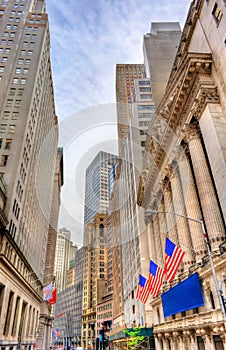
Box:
(191, 86, 220, 120)
(182, 123, 200, 143)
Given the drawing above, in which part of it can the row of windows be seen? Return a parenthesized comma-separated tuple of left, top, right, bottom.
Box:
(0, 124, 15, 133)
(138, 112, 153, 118)
(2, 111, 18, 119)
(140, 94, 152, 99)
(137, 104, 155, 110)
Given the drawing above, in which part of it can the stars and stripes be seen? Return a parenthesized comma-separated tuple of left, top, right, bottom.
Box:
(43, 281, 53, 301)
(164, 237, 185, 283)
(136, 238, 185, 303)
(149, 260, 164, 297)
(136, 274, 152, 304)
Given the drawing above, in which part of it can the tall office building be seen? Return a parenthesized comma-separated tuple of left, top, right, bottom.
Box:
(116, 64, 144, 155)
(143, 22, 181, 108)
(54, 228, 76, 292)
(0, 1, 61, 349)
(111, 23, 182, 347)
(82, 151, 117, 349)
(83, 151, 118, 230)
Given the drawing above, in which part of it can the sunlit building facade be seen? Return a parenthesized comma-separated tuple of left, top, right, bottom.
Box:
(0, 0, 60, 349)
(138, 1, 226, 348)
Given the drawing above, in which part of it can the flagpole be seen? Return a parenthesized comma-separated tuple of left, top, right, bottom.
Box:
(145, 209, 226, 325)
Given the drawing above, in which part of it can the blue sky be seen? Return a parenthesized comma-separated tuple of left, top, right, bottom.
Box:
(45, 0, 191, 246)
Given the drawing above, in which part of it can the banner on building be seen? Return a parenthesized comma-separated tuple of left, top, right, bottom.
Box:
(161, 272, 204, 318)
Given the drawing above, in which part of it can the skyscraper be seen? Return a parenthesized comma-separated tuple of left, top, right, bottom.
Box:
(83, 151, 118, 230)
(116, 64, 144, 155)
(0, 1, 61, 349)
(82, 151, 117, 348)
(54, 228, 76, 292)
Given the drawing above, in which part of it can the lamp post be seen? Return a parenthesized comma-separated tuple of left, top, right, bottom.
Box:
(145, 209, 226, 324)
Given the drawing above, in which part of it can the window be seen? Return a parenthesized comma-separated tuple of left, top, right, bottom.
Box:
(7, 40, 13, 45)
(27, 50, 33, 56)
(20, 78, 26, 85)
(0, 124, 7, 133)
(0, 139, 3, 148)
(14, 100, 21, 108)
(17, 88, 23, 96)
(6, 99, 13, 107)
(139, 87, 151, 92)
(15, 67, 21, 74)
(0, 66, 4, 72)
(1, 57, 7, 63)
(5, 48, 10, 54)
(212, 3, 223, 25)
(8, 125, 15, 133)
(10, 32, 15, 38)
(3, 32, 8, 37)
(25, 59, 30, 65)
(0, 39, 6, 44)
(100, 274, 105, 279)
(137, 105, 155, 111)
(1, 155, 8, 166)
(140, 94, 152, 99)
(12, 78, 19, 84)
(140, 130, 148, 136)
(138, 80, 150, 85)
(5, 139, 12, 150)
(12, 112, 18, 120)
(3, 111, 10, 119)
(18, 58, 23, 64)
(23, 68, 28, 74)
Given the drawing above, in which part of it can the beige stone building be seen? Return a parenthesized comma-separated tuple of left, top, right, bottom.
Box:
(82, 214, 108, 349)
(0, 1, 62, 349)
(138, 0, 226, 349)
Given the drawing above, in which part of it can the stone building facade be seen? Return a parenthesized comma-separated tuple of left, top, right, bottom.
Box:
(138, 0, 226, 349)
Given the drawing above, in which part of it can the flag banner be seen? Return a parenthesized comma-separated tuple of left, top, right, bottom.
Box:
(136, 274, 152, 304)
(161, 272, 204, 317)
(48, 288, 57, 304)
(56, 311, 64, 318)
(43, 281, 53, 301)
(164, 237, 185, 283)
(149, 260, 164, 297)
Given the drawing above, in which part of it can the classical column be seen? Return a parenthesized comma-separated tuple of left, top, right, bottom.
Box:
(184, 124, 225, 251)
(144, 215, 156, 262)
(152, 214, 161, 264)
(162, 178, 178, 244)
(169, 163, 195, 268)
(158, 198, 168, 258)
(182, 330, 197, 350)
(177, 147, 206, 263)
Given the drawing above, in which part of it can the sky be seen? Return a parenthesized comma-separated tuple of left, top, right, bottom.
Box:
(45, 0, 192, 247)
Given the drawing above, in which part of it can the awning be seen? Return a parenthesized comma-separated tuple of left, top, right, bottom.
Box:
(108, 328, 153, 341)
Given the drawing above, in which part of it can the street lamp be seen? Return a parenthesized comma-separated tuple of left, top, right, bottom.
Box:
(145, 209, 226, 324)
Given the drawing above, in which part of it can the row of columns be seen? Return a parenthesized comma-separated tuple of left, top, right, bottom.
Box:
(0, 284, 39, 345)
(146, 123, 226, 268)
(155, 327, 225, 350)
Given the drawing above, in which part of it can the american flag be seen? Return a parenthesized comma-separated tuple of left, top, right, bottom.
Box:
(43, 281, 53, 301)
(149, 260, 164, 297)
(164, 237, 185, 283)
(136, 275, 152, 304)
